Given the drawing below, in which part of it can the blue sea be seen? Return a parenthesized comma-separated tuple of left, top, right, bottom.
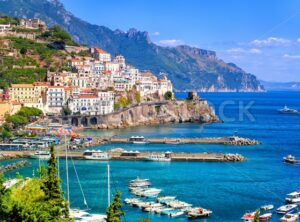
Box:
(3, 92, 300, 221)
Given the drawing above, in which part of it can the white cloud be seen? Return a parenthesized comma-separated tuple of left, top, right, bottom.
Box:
(227, 47, 261, 55)
(251, 37, 290, 47)
(157, 39, 184, 47)
(283, 54, 300, 59)
(151, 31, 160, 36)
(297, 38, 300, 43)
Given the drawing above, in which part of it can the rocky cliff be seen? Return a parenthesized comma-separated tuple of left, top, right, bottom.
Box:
(96, 100, 218, 129)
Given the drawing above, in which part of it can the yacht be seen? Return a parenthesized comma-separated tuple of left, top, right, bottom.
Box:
(144, 153, 171, 162)
(285, 190, 300, 204)
(280, 213, 299, 222)
(132, 187, 162, 197)
(276, 204, 298, 214)
(30, 151, 51, 160)
(278, 106, 298, 114)
(83, 150, 109, 160)
(283, 155, 300, 164)
(187, 207, 212, 219)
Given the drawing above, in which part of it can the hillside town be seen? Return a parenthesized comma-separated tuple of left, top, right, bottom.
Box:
(0, 18, 173, 123)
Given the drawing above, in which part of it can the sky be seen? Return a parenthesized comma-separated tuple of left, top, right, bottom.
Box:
(60, 0, 300, 82)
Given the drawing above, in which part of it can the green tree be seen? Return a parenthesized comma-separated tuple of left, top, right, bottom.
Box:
(63, 106, 72, 116)
(42, 146, 69, 219)
(254, 208, 260, 222)
(106, 192, 124, 222)
(20, 47, 27, 55)
(118, 97, 129, 107)
(164, 91, 173, 100)
(187, 92, 194, 100)
(0, 174, 8, 218)
(6, 114, 28, 128)
(135, 92, 141, 103)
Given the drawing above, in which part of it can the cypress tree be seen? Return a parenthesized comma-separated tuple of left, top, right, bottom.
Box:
(106, 191, 124, 222)
(42, 146, 69, 219)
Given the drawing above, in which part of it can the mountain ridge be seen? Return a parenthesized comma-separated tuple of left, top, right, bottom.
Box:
(0, 0, 264, 92)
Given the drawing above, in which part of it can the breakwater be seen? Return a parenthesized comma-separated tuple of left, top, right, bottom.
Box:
(0, 160, 31, 174)
(61, 151, 246, 162)
(70, 136, 260, 149)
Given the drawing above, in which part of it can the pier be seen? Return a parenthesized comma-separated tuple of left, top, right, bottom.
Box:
(0, 150, 246, 162)
(83, 136, 260, 148)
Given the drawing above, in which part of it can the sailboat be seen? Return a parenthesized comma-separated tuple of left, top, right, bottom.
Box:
(60, 131, 106, 221)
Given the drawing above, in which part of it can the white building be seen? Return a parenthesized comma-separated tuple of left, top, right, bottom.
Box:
(0, 24, 11, 33)
(91, 48, 111, 63)
(46, 86, 65, 113)
(68, 91, 114, 115)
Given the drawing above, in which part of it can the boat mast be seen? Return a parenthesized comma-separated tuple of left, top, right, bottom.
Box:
(107, 162, 110, 207)
(65, 134, 70, 207)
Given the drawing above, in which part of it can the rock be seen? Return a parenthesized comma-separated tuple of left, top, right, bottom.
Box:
(94, 100, 219, 129)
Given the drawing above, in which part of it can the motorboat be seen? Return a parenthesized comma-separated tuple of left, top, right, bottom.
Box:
(29, 151, 51, 160)
(276, 204, 298, 214)
(143, 203, 163, 212)
(83, 150, 109, 160)
(129, 177, 150, 188)
(260, 204, 274, 211)
(132, 188, 162, 197)
(168, 209, 185, 217)
(124, 198, 140, 205)
(241, 212, 255, 222)
(187, 207, 212, 219)
(259, 213, 272, 221)
(283, 155, 300, 164)
(280, 213, 299, 222)
(167, 200, 192, 209)
(278, 106, 298, 114)
(70, 209, 106, 222)
(144, 154, 171, 162)
(285, 190, 300, 204)
(157, 196, 176, 203)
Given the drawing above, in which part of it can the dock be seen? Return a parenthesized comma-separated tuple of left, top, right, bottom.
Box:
(0, 150, 246, 162)
(89, 136, 260, 147)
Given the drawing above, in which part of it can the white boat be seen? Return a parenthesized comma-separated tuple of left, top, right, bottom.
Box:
(154, 207, 174, 214)
(144, 153, 171, 162)
(168, 209, 185, 217)
(278, 106, 298, 114)
(30, 151, 51, 160)
(132, 188, 162, 197)
(167, 200, 192, 209)
(276, 204, 298, 214)
(129, 136, 148, 144)
(144, 204, 163, 212)
(259, 213, 272, 221)
(129, 177, 150, 188)
(187, 207, 212, 219)
(70, 209, 106, 222)
(83, 150, 109, 160)
(285, 191, 300, 204)
(260, 204, 274, 211)
(280, 213, 299, 222)
(157, 196, 176, 203)
(283, 155, 300, 164)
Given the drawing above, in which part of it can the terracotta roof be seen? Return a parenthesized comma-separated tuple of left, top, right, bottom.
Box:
(48, 86, 65, 89)
(33, 82, 50, 86)
(94, 47, 109, 54)
(10, 84, 33, 88)
(78, 94, 98, 99)
(81, 89, 93, 93)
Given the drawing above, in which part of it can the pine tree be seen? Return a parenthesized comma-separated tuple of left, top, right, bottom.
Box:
(106, 192, 124, 222)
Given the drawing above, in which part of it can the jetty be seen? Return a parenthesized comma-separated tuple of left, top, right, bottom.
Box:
(0, 160, 31, 174)
(0, 151, 246, 162)
(80, 136, 260, 148)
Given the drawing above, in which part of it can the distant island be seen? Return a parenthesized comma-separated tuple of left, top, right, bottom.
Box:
(0, 0, 265, 92)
